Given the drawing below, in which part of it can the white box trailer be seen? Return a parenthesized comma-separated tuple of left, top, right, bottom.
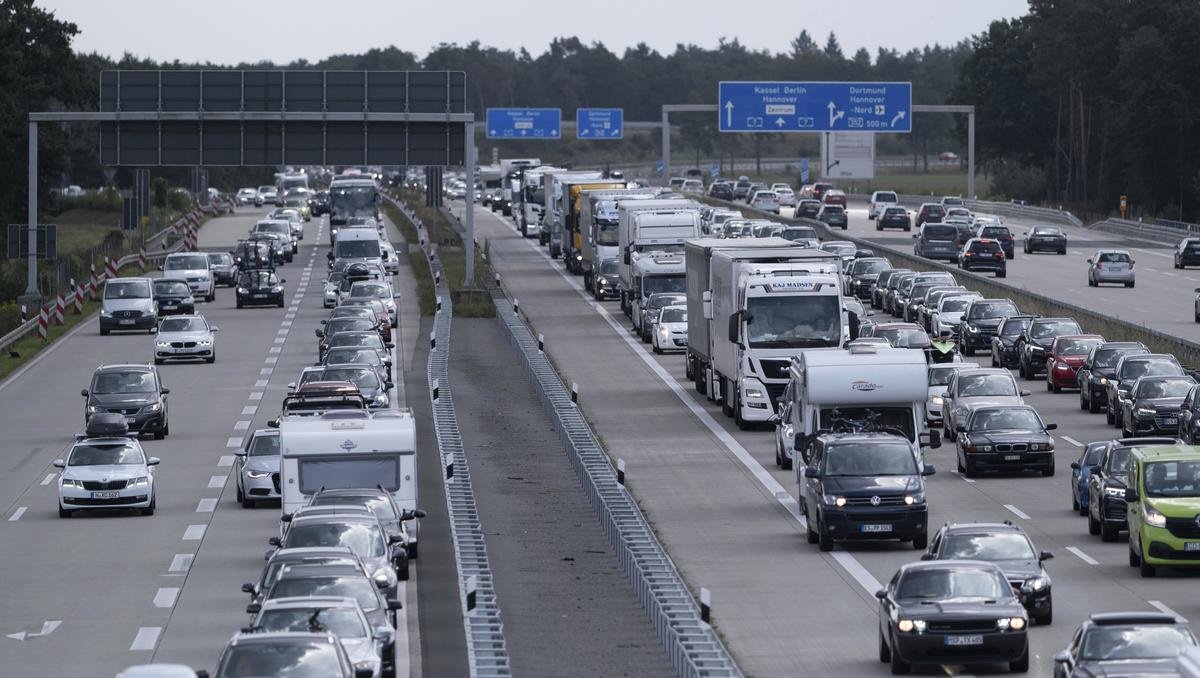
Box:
(542, 171, 603, 254)
(517, 166, 564, 238)
(279, 409, 419, 543)
(617, 199, 702, 321)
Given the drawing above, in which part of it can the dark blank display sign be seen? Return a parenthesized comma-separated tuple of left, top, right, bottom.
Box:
(99, 70, 468, 166)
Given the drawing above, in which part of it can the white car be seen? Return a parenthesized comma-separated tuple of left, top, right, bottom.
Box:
(651, 304, 687, 354)
(154, 315, 218, 364)
(680, 179, 704, 194)
(55, 416, 159, 518)
(347, 280, 398, 328)
(749, 190, 780, 214)
(931, 293, 982, 336)
(235, 429, 280, 508)
(380, 241, 400, 276)
(868, 190, 899, 219)
(775, 187, 797, 207)
(249, 597, 389, 678)
(324, 271, 343, 308)
(161, 252, 215, 302)
(926, 363, 975, 425)
(941, 368, 1030, 439)
(236, 187, 261, 206)
(271, 208, 304, 240)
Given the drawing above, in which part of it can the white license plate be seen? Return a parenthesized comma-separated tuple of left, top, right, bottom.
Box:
(1164, 418, 1178, 426)
(1005, 455, 1021, 461)
(91, 491, 120, 499)
(119, 319, 135, 325)
(161, 305, 175, 310)
(860, 524, 893, 533)
(125, 417, 137, 425)
(1186, 542, 1200, 552)
(945, 635, 984, 646)
(253, 294, 267, 298)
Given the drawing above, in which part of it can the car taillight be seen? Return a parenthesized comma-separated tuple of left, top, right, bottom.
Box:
(995, 253, 1004, 259)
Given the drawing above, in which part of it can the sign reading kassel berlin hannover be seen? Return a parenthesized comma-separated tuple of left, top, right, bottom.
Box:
(718, 81, 912, 133)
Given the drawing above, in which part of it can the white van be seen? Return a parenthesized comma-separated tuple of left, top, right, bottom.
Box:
(333, 228, 383, 262)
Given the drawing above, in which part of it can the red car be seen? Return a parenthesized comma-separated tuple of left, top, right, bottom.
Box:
(1045, 334, 1105, 392)
(822, 189, 847, 207)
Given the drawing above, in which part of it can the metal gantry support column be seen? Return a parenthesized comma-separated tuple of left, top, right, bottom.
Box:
(968, 110, 976, 199)
(26, 121, 38, 295)
(661, 107, 670, 187)
(464, 120, 476, 287)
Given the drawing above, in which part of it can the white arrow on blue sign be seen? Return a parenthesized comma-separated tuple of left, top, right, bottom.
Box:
(486, 108, 562, 140)
(718, 81, 912, 133)
(656, 161, 664, 175)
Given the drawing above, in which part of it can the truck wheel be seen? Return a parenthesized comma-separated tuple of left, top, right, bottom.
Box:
(735, 400, 750, 430)
(720, 380, 734, 418)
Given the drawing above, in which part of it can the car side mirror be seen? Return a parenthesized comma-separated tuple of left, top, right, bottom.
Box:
(315, 329, 324, 338)
(385, 342, 395, 349)
(279, 279, 286, 283)
(52, 459, 64, 469)
(267, 536, 281, 547)
(920, 553, 935, 561)
(241, 582, 255, 594)
(147, 457, 160, 466)
(911, 233, 919, 239)
(210, 326, 219, 332)
(1070, 461, 1081, 470)
(1045, 423, 1058, 431)
(768, 414, 781, 425)
(1125, 487, 1139, 503)
(385, 382, 395, 390)
(267, 418, 279, 429)
(287, 382, 296, 392)
(1019, 390, 1031, 396)
(1039, 550, 1054, 561)
(387, 599, 403, 611)
(941, 392, 950, 398)
(955, 424, 966, 433)
(280, 513, 293, 523)
(245, 603, 261, 615)
(80, 389, 88, 397)
(874, 589, 888, 599)
(1087, 258, 1093, 264)
(160, 388, 170, 395)
(803, 466, 819, 478)
(1054, 650, 1070, 664)
(922, 465, 937, 476)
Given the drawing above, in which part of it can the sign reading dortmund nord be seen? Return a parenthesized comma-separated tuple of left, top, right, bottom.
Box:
(718, 81, 912, 133)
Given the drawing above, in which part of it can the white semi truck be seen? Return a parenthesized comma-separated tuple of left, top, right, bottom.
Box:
(517, 166, 565, 238)
(499, 158, 540, 216)
(617, 199, 702, 327)
(684, 238, 845, 428)
(578, 187, 657, 291)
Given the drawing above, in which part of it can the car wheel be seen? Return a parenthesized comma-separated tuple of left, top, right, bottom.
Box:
(1121, 420, 1132, 438)
(141, 496, 155, 516)
(956, 451, 965, 474)
(911, 531, 927, 550)
(890, 649, 911, 675)
(806, 519, 819, 544)
(1043, 458, 1055, 477)
(962, 344, 974, 357)
(154, 358, 164, 365)
(991, 350, 998, 368)
(1140, 558, 1156, 578)
(1100, 519, 1118, 542)
(878, 630, 891, 663)
(1008, 252, 1015, 260)
(1089, 393, 1102, 414)
(407, 541, 418, 560)
(205, 356, 215, 364)
(963, 461, 975, 479)
(996, 270, 1006, 278)
(1088, 509, 1100, 535)
(1127, 281, 1135, 288)
(652, 342, 662, 354)
(236, 481, 244, 503)
(206, 292, 215, 303)
(1009, 646, 1030, 673)
(1058, 249, 1066, 255)
(58, 506, 72, 518)
(817, 521, 834, 552)
(154, 427, 165, 441)
(1072, 493, 1080, 512)
(1106, 407, 1115, 425)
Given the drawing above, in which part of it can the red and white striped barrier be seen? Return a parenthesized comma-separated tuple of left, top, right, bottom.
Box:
(37, 305, 48, 341)
(104, 256, 117, 280)
(70, 279, 82, 314)
(53, 293, 65, 325)
(87, 265, 98, 300)
(139, 246, 147, 271)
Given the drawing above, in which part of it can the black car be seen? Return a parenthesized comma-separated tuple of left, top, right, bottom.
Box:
(923, 522, 1054, 625)
(206, 252, 238, 286)
(707, 182, 733, 200)
(1087, 438, 1180, 541)
(317, 317, 383, 362)
(233, 240, 272, 271)
(959, 298, 1019, 356)
(914, 203, 945, 228)
(235, 270, 286, 309)
(252, 232, 293, 263)
(876, 561, 1029, 674)
(1077, 342, 1150, 414)
(308, 487, 423, 559)
(801, 433, 934, 551)
(81, 364, 170, 439)
(979, 225, 1016, 259)
(1053, 612, 1197, 678)
(592, 258, 621, 301)
(818, 205, 848, 230)
(877, 205, 911, 231)
(1023, 225, 1067, 254)
(309, 189, 331, 216)
(1120, 375, 1197, 438)
(905, 282, 960, 324)
(956, 405, 1057, 477)
(958, 238, 1007, 276)
(872, 269, 911, 310)
(1105, 354, 1185, 426)
(152, 277, 195, 316)
(990, 315, 1037, 369)
(846, 258, 890, 300)
(1017, 317, 1083, 380)
(733, 178, 752, 200)
(795, 199, 822, 219)
(1179, 384, 1200, 443)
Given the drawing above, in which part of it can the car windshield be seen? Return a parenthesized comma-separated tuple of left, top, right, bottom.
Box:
(596, 221, 619, 246)
(1124, 360, 1182, 380)
(159, 317, 207, 333)
(165, 254, 209, 270)
(940, 532, 1036, 561)
(92, 370, 156, 394)
(1058, 338, 1102, 355)
(104, 280, 151, 299)
(941, 298, 972, 313)
(843, 299, 865, 316)
(599, 260, 619, 275)
(746, 295, 841, 349)
(823, 243, 855, 255)
(328, 319, 375, 333)
(256, 222, 290, 235)
(660, 307, 686, 323)
(320, 368, 380, 389)
(1136, 379, 1194, 398)
(1032, 321, 1080, 338)
(1095, 348, 1144, 369)
(240, 271, 276, 286)
(270, 575, 379, 613)
(821, 206, 845, 215)
(896, 568, 1009, 600)
(957, 374, 1017, 397)
(257, 607, 366, 638)
(875, 328, 930, 349)
(1080, 625, 1197, 661)
(1033, 227, 1062, 236)
(283, 523, 387, 558)
(823, 442, 918, 476)
(981, 227, 1010, 238)
(330, 334, 380, 349)
(154, 281, 190, 296)
(248, 434, 280, 457)
(850, 260, 888, 275)
(971, 408, 1041, 431)
(207, 253, 233, 266)
(930, 367, 966, 387)
(1106, 448, 1133, 474)
(969, 302, 1018, 319)
(648, 295, 685, 312)
(335, 239, 382, 259)
(970, 241, 1002, 253)
(69, 442, 144, 466)
(217, 641, 344, 677)
(642, 276, 686, 297)
(875, 192, 898, 202)
(325, 349, 380, 365)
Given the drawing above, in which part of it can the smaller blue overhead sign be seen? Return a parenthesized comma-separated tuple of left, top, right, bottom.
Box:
(486, 108, 561, 139)
(576, 108, 623, 139)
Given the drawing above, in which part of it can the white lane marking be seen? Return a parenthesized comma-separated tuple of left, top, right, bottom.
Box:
(1066, 546, 1099, 565)
(277, 328, 288, 335)
(955, 472, 976, 484)
(249, 392, 263, 401)
(274, 337, 286, 344)
(1061, 435, 1084, 447)
(207, 475, 226, 489)
(153, 587, 179, 608)
(226, 437, 241, 448)
(233, 420, 250, 431)
(129, 627, 161, 651)
(285, 314, 296, 321)
(1149, 600, 1188, 622)
(831, 552, 883, 593)
(254, 379, 269, 388)
(281, 320, 292, 328)
(168, 553, 193, 573)
(1144, 268, 1158, 273)
(1004, 504, 1030, 520)
(269, 346, 282, 354)
(40, 474, 55, 486)
(195, 498, 217, 513)
(218, 455, 235, 467)
(1067, 288, 1080, 294)
(265, 357, 278, 364)
(1164, 272, 1178, 278)
(1136, 249, 1171, 258)
(242, 405, 257, 415)
(8, 507, 27, 521)
(260, 368, 273, 375)
(182, 524, 206, 540)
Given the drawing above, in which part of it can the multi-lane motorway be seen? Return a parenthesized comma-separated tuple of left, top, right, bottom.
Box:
(468, 198, 1200, 677)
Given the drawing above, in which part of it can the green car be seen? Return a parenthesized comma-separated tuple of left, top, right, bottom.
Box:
(1126, 444, 1200, 577)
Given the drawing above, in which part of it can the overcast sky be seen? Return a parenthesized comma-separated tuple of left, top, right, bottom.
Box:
(39, 0, 1029, 64)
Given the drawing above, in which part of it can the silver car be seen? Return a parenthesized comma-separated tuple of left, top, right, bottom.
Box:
(55, 427, 159, 518)
(1088, 249, 1135, 288)
(235, 429, 279, 508)
(250, 597, 390, 678)
(324, 271, 344, 308)
(100, 278, 158, 334)
(651, 304, 688, 354)
(271, 514, 406, 591)
(154, 315, 218, 364)
(161, 252, 215, 302)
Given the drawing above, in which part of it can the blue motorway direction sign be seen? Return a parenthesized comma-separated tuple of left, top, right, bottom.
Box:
(800, 158, 810, 183)
(486, 108, 561, 139)
(576, 108, 623, 139)
(718, 81, 912, 133)
(711, 162, 720, 179)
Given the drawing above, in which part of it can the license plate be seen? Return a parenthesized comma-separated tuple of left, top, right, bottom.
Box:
(119, 319, 135, 325)
(161, 305, 175, 310)
(945, 635, 984, 646)
(1186, 542, 1200, 552)
(1164, 418, 1178, 426)
(91, 491, 120, 499)
(253, 294, 267, 298)
(1005, 455, 1021, 461)
(125, 417, 137, 425)
(860, 524, 893, 533)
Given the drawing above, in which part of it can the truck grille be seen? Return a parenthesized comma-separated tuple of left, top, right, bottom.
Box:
(759, 359, 791, 380)
(766, 383, 787, 403)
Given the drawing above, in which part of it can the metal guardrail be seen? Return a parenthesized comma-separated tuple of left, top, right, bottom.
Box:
(885, 193, 1082, 227)
(1090, 218, 1195, 245)
(391, 194, 512, 677)
(487, 284, 743, 678)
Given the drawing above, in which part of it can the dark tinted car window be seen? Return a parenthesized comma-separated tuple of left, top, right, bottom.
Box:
(969, 241, 1002, 253)
(923, 225, 957, 239)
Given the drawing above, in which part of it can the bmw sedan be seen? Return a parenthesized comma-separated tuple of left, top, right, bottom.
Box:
(154, 315, 218, 364)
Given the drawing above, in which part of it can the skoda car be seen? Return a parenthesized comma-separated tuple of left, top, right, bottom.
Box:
(82, 364, 170, 438)
(54, 414, 159, 518)
(234, 429, 280, 508)
(154, 315, 218, 364)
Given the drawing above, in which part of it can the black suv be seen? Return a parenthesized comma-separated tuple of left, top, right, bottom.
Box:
(923, 522, 1054, 625)
(1105, 354, 1185, 426)
(1077, 342, 1149, 414)
(81, 364, 170, 439)
(1087, 438, 1180, 541)
(957, 238, 1007, 276)
(800, 433, 934, 551)
(978, 224, 1016, 258)
(959, 298, 1019, 356)
(990, 315, 1037, 369)
(1017, 317, 1083, 380)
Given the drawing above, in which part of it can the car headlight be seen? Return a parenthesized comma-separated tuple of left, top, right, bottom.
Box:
(143, 402, 161, 413)
(998, 617, 1026, 631)
(271, 286, 284, 292)
(246, 469, 270, 479)
(967, 325, 979, 333)
(354, 661, 379, 674)
(374, 394, 390, 407)
(237, 288, 249, 294)
(87, 404, 104, 414)
(1117, 389, 1130, 399)
(897, 619, 926, 633)
(1135, 406, 1157, 417)
(1144, 504, 1167, 528)
(156, 341, 171, 347)
(1099, 377, 1109, 385)
(373, 567, 396, 587)
(61, 478, 84, 489)
(904, 493, 924, 505)
(658, 327, 670, 339)
(197, 338, 213, 346)
(1104, 485, 1126, 497)
(100, 309, 113, 317)
(931, 395, 944, 405)
(127, 476, 149, 487)
(782, 424, 794, 439)
(823, 494, 846, 507)
(1024, 576, 1048, 592)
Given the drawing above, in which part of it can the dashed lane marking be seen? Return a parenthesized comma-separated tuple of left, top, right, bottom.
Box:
(8, 507, 26, 521)
(195, 498, 217, 513)
(242, 405, 257, 415)
(168, 554, 193, 573)
(1066, 547, 1099, 565)
(153, 587, 178, 608)
(207, 475, 226, 489)
(217, 455, 235, 467)
(233, 420, 250, 431)
(129, 627, 160, 651)
(226, 437, 241, 448)
(1149, 600, 1187, 622)
(249, 392, 263, 401)
(1060, 435, 1083, 447)
(40, 474, 55, 486)
(1004, 504, 1031, 520)
(182, 525, 206, 540)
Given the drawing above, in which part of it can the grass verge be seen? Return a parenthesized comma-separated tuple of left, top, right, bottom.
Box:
(381, 202, 436, 316)
(397, 190, 495, 318)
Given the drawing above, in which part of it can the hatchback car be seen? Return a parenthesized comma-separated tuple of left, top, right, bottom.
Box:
(1078, 342, 1150, 414)
(82, 364, 170, 438)
(927, 363, 974, 426)
(913, 223, 961, 261)
(152, 277, 195, 316)
(154, 314, 218, 364)
(206, 252, 238, 287)
(868, 190, 899, 220)
(271, 515, 406, 587)
(249, 597, 389, 678)
(54, 414, 159, 518)
(162, 252, 216, 302)
(1175, 237, 1200, 269)
(795, 199, 822, 219)
(941, 368, 1029, 439)
(100, 277, 158, 335)
(1044, 334, 1104, 392)
(914, 203, 945, 228)
(638, 292, 686, 342)
(822, 189, 847, 207)
(1024, 226, 1067, 254)
(817, 205, 848, 230)
(1106, 354, 1185, 426)
(235, 187, 261, 206)
(207, 631, 365, 678)
(347, 280, 398, 328)
(651, 305, 687, 354)
(877, 205, 911, 231)
(1088, 249, 1135, 287)
(977, 225, 1015, 259)
(234, 429, 280, 508)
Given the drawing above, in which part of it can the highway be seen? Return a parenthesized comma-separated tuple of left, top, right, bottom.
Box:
(0, 208, 428, 675)
(469, 199, 1200, 677)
